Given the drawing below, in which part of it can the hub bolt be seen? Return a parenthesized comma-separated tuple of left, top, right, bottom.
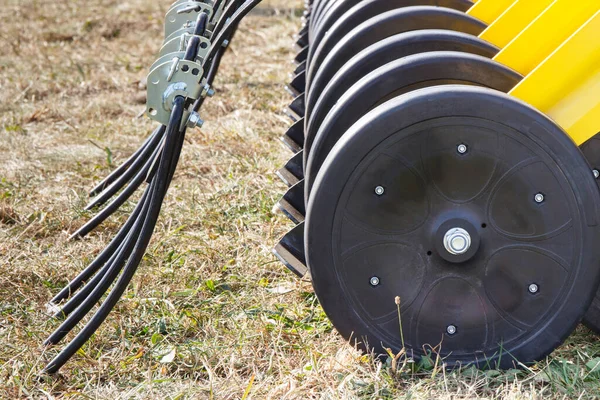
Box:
(534, 193, 545, 203)
(528, 283, 539, 294)
(443, 228, 471, 255)
(370, 276, 380, 286)
(446, 325, 457, 335)
(457, 144, 468, 154)
(374, 186, 385, 196)
(594, 169, 599, 179)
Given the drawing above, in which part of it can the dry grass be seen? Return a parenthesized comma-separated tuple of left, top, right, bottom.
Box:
(2, 0, 600, 398)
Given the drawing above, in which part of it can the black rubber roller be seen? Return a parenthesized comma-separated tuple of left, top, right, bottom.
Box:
(305, 6, 487, 97)
(304, 51, 522, 198)
(306, 85, 600, 369)
(306, 0, 474, 83)
(304, 30, 499, 159)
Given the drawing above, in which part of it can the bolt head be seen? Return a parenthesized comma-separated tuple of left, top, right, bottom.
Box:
(374, 186, 385, 196)
(457, 144, 468, 154)
(594, 169, 599, 179)
(446, 325, 457, 335)
(202, 84, 215, 98)
(528, 283, 539, 294)
(369, 276, 380, 286)
(186, 111, 204, 129)
(534, 193, 545, 203)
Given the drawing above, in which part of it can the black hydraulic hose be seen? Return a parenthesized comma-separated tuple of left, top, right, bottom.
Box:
(78, 31, 203, 239)
(43, 1, 251, 373)
(192, 46, 222, 112)
(211, 0, 246, 36)
(70, 140, 163, 240)
(43, 96, 187, 374)
(53, 231, 131, 320)
(88, 127, 163, 197)
(53, 190, 154, 316)
(50, 190, 149, 305)
(84, 127, 166, 211)
(205, 0, 263, 65)
(45, 184, 152, 345)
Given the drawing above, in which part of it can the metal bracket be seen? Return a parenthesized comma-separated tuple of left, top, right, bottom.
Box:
(146, 58, 205, 126)
(160, 32, 211, 61)
(150, 51, 188, 73)
(165, 1, 214, 39)
(168, 0, 210, 8)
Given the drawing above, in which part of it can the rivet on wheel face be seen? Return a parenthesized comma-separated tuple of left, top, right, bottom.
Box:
(457, 144, 468, 154)
(374, 186, 385, 196)
(369, 276, 380, 286)
(534, 193, 545, 203)
(446, 325, 457, 335)
(594, 169, 599, 179)
(528, 283, 539, 294)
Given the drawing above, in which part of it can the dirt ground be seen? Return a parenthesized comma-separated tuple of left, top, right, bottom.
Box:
(2, 0, 600, 398)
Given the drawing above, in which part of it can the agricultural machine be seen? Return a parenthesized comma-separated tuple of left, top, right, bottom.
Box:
(41, 0, 600, 373)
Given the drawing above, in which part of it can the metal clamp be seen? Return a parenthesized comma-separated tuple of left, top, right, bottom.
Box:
(146, 58, 205, 126)
(160, 32, 212, 61)
(164, 1, 214, 39)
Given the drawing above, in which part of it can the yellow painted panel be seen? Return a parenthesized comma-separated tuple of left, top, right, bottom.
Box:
(509, 11, 600, 145)
(479, 0, 554, 48)
(467, 0, 514, 25)
(548, 70, 600, 145)
(494, 0, 598, 76)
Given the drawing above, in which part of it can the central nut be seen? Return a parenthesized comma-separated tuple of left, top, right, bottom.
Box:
(443, 228, 471, 255)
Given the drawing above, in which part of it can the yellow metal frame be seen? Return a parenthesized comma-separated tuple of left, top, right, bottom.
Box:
(467, 0, 600, 145)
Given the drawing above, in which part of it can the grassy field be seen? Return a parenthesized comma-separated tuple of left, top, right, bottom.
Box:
(2, 0, 600, 398)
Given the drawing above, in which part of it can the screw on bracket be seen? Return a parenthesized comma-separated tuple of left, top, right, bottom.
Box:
(186, 111, 204, 129)
(167, 57, 180, 82)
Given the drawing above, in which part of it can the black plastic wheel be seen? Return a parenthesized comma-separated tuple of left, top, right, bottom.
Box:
(579, 134, 600, 333)
(309, 0, 337, 38)
(305, 6, 486, 99)
(304, 52, 522, 198)
(304, 30, 499, 160)
(306, 0, 474, 89)
(305, 85, 600, 368)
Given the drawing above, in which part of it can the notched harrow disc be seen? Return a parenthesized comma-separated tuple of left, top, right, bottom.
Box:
(306, 86, 600, 368)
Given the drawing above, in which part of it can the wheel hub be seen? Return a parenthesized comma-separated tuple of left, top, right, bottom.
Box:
(443, 227, 471, 255)
(434, 219, 480, 264)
